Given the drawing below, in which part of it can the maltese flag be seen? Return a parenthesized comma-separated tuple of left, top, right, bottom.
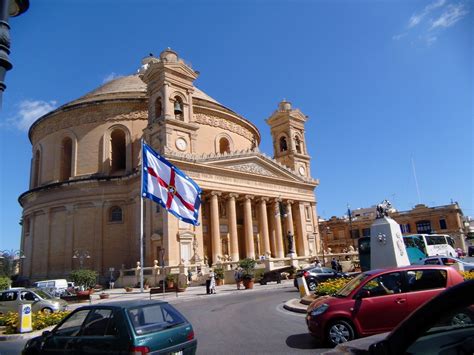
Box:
(142, 142, 202, 225)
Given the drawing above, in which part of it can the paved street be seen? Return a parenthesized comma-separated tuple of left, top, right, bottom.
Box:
(0, 280, 330, 354)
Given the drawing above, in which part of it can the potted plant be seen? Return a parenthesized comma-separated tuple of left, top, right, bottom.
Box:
(239, 258, 257, 289)
(166, 274, 175, 289)
(99, 292, 109, 299)
(214, 267, 225, 286)
(125, 286, 133, 292)
(177, 283, 188, 292)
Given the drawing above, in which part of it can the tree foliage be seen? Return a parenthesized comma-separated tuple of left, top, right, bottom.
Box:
(69, 269, 98, 288)
(0, 276, 11, 290)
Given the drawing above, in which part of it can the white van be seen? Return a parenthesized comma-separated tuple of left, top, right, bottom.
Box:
(33, 279, 68, 296)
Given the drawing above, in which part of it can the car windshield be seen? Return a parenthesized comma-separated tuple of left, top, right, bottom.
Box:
(335, 273, 369, 297)
(127, 303, 186, 336)
(32, 289, 55, 299)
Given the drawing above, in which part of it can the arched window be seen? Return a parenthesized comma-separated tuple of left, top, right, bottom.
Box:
(219, 137, 230, 154)
(60, 137, 73, 181)
(279, 136, 288, 152)
(109, 206, 123, 222)
(33, 150, 41, 187)
(295, 136, 302, 154)
(111, 129, 126, 173)
(155, 97, 162, 120)
(174, 96, 184, 120)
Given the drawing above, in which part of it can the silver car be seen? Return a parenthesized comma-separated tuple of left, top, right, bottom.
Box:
(0, 288, 68, 314)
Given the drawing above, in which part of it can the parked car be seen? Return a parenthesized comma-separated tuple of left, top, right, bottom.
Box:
(294, 266, 347, 291)
(421, 256, 474, 271)
(33, 279, 69, 297)
(306, 265, 465, 347)
(469, 245, 474, 257)
(323, 280, 474, 354)
(0, 288, 68, 315)
(259, 266, 295, 285)
(23, 300, 197, 355)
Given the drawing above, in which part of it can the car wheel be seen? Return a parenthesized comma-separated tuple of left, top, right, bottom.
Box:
(308, 280, 318, 291)
(41, 307, 53, 314)
(451, 312, 473, 326)
(327, 320, 355, 347)
(277, 279, 281, 284)
(260, 280, 266, 285)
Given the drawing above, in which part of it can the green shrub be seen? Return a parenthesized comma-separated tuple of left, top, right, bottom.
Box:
(214, 267, 225, 280)
(0, 276, 11, 290)
(239, 258, 257, 280)
(69, 269, 98, 289)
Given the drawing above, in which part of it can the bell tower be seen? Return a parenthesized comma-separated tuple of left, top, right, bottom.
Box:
(266, 100, 311, 178)
(139, 48, 199, 154)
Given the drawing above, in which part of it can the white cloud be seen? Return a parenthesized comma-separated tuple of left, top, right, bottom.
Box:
(393, 32, 408, 40)
(408, 0, 446, 28)
(430, 3, 468, 29)
(102, 72, 122, 84)
(5, 99, 57, 131)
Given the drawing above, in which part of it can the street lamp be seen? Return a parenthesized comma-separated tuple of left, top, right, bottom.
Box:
(0, 0, 29, 107)
(0, 249, 25, 276)
(72, 249, 91, 269)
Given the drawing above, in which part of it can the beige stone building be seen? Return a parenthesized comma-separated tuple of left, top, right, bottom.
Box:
(320, 203, 468, 253)
(19, 49, 321, 281)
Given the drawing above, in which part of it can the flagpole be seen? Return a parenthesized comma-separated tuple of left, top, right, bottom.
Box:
(140, 139, 144, 293)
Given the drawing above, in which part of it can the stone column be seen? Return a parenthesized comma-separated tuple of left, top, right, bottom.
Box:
(64, 205, 74, 274)
(259, 197, 271, 257)
(210, 192, 222, 264)
(294, 202, 309, 257)
(227, 193, 239, 261)
(243, 195, 255, 259)
(285, 200, 294, 234)
(273, 199, 284, 258)
(267, 204, 276, 257)
(311, 202, 321, 253)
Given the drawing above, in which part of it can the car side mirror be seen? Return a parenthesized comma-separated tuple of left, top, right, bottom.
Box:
(42, 330, 51, 338)
(356, 290, 371, 299)
(34, 297, 40, 302)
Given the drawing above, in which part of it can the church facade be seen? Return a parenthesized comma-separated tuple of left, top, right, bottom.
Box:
(19, 49, 321, 280)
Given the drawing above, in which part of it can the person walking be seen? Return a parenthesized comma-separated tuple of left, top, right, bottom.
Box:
(234, 267, 242, 290)
(209, 269, 216, 294)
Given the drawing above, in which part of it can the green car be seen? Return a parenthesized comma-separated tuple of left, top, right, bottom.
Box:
(0, 288, 68, 315)
(23, 300, 197, 354)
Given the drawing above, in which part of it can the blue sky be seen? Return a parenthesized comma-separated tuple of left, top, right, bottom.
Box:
(0, 0, 472, 251)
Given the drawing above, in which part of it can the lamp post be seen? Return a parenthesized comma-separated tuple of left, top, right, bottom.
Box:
(0, 249, 25, 276)
(72, 249, 90, 269)
(0, 0, 29, 108)
(159, 248, 165, 297)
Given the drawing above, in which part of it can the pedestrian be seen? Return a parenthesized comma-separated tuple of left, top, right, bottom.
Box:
(109, 277, 115, 289)
(331, 257, 338, 271)
(209, 269, 216, 294)
(314, 259, 322, 267)
(234, 267, 242, 290)
(187, 269, 192, 283)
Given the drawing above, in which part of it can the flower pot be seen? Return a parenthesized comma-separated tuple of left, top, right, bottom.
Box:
(125, 287, 133, 292)
(99, 293, 109, 299)
(243, 279, 254, 289)
(167, 281, 174, 289)
(216, 279, 223, 286)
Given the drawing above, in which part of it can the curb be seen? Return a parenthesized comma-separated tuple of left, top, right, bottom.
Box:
(283, 298, 308, 313)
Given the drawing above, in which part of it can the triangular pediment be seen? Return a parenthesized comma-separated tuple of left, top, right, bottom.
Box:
(199, 153, 305, 182)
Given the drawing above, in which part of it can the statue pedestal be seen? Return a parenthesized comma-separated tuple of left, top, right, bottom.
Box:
(287, 253, 298, 268)
(370, 217, 410, 269)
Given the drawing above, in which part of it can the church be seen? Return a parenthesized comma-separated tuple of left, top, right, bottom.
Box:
(19, 49, 321, 281)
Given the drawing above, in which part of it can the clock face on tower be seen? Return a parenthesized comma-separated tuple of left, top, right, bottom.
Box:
(175, 137, 187, 151)
(298, 165, 306, 176)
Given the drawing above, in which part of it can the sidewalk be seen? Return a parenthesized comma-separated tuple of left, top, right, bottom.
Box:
(0, 279, 300, 341)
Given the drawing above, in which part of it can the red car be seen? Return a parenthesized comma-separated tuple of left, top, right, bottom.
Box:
(306, 265, 465, 347)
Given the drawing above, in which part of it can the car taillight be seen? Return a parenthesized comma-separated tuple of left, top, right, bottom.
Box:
(303, 271, 309, 277)
(130, 346, 150, 355)
(187, 329, 195, 341)
(446, 258, 456, 264)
